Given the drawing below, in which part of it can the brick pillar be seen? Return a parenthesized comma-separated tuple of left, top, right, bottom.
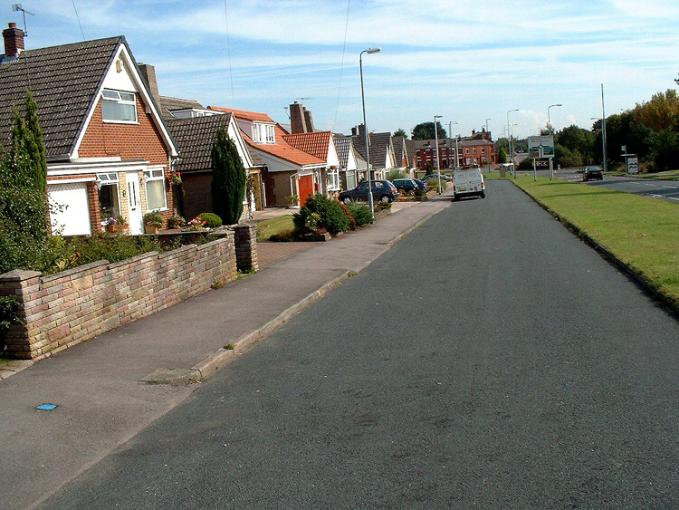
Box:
(233, 224, 258, 272)
(0, 269, 42, 359)
(86, 181, 102, 233)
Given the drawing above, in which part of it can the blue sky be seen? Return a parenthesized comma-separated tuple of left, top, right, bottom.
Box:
(3, 0, 678, 138)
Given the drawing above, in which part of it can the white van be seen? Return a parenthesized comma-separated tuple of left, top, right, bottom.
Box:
(453, 166, 486, 201)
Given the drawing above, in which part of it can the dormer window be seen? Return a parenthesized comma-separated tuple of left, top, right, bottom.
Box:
(102, 89, 137, 123)
(252, 122, 275, 144)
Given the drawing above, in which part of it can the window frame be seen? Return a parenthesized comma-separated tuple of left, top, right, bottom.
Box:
(143, 168, 168, 211)
(326, 167, 340, 192)
(96, 172, 121, 222)
(101, 89, 138, 124)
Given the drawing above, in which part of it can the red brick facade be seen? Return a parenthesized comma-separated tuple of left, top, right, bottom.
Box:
(79, 95, 174, 223)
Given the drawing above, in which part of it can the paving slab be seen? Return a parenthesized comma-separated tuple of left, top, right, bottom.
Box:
(0, 199, 449, 510)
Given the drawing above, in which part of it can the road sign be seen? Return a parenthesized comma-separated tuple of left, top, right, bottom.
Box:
(528, 135, 555, 158)
(626, 155, 639, 175)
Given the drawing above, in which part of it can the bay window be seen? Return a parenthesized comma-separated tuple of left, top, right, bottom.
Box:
(97, 173, 121, 220)
(144, 168, 167, 210)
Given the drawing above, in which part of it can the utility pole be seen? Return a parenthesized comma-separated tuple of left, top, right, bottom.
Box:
(601, 83, 608, 173)
(485, 118, 491, 173)
(507, 109, 518, 176)
(434, 115, 443, 194)
(448, 120, 458, 169)
(359, 48, 381, 220)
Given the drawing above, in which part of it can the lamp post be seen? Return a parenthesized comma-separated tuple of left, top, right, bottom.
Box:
(547, 104, 562, 129)
(434, 115, 443, 194)
(448, 121, 458, 169)
(507, 109, 519, 174)
(601, 83, 608, 174)
(592, 115, 607, 172)
(485, 118, 491, 172)
(359, 47, 381, 220)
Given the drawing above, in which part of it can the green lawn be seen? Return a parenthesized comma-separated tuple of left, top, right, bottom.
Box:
(512, 176, 679, 306)
(256, 215, 294, 241)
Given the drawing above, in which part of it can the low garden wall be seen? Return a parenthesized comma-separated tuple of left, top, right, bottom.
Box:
(0, 224, 258, 360)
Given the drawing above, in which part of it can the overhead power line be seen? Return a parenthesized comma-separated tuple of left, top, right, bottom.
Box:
(223, 0, 235, 100)
(71, 0, 86, 40)
(332, 0, 351, 131)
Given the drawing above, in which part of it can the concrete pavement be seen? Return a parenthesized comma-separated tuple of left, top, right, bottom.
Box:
(0, 199, 448, 510)
(40, 180, 679, 508)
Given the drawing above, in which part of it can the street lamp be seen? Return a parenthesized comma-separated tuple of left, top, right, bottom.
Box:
(359, 47, 381, 220)
(506, 109, 519, 172)
(434, 115, 443, 194)
(547, 103, 562, 129)
(592, 116, 606, 171)
(485, 118, 491, 172)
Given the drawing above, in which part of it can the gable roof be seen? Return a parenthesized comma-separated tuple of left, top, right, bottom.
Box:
(213, 106, 323, 167)
(282, 131, 332, 161)
(159, 95, 204, 119)
(333, 134, 351, 169)
(352, 132, 394, 169)
(0, 36, 122, 159)
(208, 106, 273, 123)
(166, 114, 232, 173)
(392, 136, 408, 167)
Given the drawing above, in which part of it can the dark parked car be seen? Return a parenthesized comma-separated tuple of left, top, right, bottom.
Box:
(339, 180, 399, 204)
(583, 166, 603, 181)
(392, 178, 419, 192)
(413, 179, 427, 191)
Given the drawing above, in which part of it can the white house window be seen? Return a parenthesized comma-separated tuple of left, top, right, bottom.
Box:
(265, 124, 275, 143)
(327, 168, 340, 191)
(97, 172, 121, 219)
(102, 89, 137, 123)
(144, 168, 167, 210)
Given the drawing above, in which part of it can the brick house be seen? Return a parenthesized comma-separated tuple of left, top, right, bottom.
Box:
(458, 139, 497, 166)
(0, 25, 178, 236)
(209, 106, 325, 207)
(414, 139, 454, 170)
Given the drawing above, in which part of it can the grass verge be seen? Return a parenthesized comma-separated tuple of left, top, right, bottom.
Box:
(512, 176, 679, 308)
(256, 215, 294, 241)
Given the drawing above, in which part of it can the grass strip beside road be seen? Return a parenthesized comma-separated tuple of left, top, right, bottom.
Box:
(513, 176, 679, 307)
(256, 215, 294, 241)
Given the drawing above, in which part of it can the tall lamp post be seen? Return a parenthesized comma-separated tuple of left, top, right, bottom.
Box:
(359, 47, 381, 220)
(507, 109, 519, 174)
(600, 83, 608, 174)
(434, 115, 443, 194)
(547, 104, 562, 130)
(592, 116, 607, 172)
(485, 118, 491, 172)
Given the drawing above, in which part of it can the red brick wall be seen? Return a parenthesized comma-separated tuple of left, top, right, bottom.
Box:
(79, 95, 173, 218)
(0, 233, 243, 360)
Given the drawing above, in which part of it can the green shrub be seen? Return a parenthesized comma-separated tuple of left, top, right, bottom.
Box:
(347, 201, 372, 226)
(0, 295, 22, 354)
(386, 169, 405, 181)
(199, 212, 223, 228)
(293, 194, 349, 235)
(338, 202, 357, 230)
(376, 201, 392, 212)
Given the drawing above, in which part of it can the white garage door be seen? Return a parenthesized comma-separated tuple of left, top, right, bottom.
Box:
(48, 182, 92, 236)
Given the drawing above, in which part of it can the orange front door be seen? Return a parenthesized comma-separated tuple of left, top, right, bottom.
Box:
(299, 175, 314, 206)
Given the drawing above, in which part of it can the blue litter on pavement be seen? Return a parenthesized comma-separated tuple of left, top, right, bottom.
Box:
(35, 403, 58, 411)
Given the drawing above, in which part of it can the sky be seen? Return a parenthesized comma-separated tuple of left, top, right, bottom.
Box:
(2, 0, 678, 139)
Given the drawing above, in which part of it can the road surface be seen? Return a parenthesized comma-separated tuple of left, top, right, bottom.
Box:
(589, 176, 679, 204)
(42, 180, 679, 509)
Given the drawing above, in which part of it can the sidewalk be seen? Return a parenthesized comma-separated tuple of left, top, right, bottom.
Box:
(0, 199, 449, 510)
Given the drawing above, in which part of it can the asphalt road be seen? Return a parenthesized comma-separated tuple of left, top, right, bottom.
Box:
(42, 181, 679, 509)
(588, 176, 679, 204)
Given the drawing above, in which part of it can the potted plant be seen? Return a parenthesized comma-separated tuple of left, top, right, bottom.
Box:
(115, 215, 128, 233)
(104, 216, 117, 233)
(167, 215, 185, 229)
(170, 171, 182, 185)
(143, 211, 164, 234)
(187, 216, 207, 230)
(286, 194, 299, 209)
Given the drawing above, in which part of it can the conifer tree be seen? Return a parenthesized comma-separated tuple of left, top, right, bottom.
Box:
(211, 127, 246, 224)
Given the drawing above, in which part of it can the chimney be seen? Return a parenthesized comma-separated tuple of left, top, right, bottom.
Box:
(138, 63, 161, 108)
(358, 124, 366, 141)
(3, 22, 24, 59)
(289, 102, 307, 134)
(303, 108, 315, 132)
